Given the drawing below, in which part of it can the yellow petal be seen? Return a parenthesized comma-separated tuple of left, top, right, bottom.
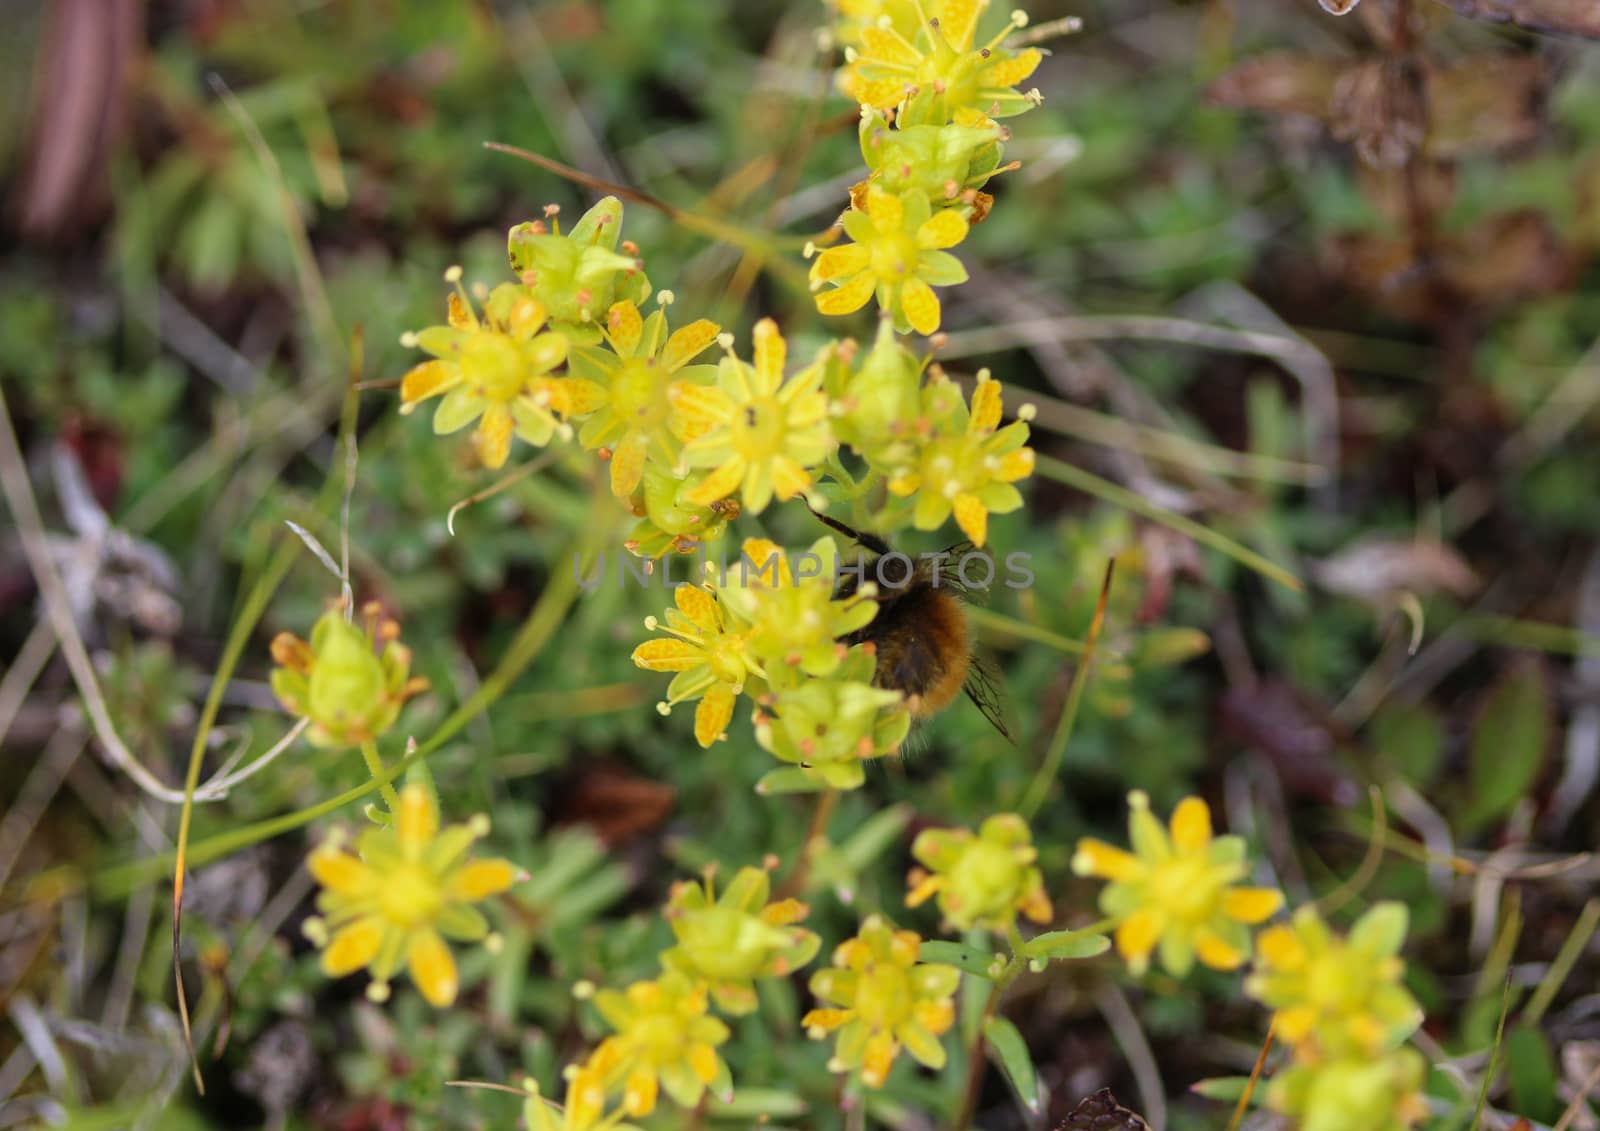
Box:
(810, 243, 870, 284)
(606, 300, 642, 357)
(752, 318, 785, 393)
(802, 1008, 852, 1032)
(951, 492, 988, 548)
(938, 0, 983, 50)
(904, 872, 941, 909)
(969, 377, 1003, 433)
(506, 295, 547, 338)
(446, 292, 475, 330)
(1254, 924, 1307, 971)
(917, 208, 969, 251)
(770, 455, 813, 501)
(914, 999, 956, 1036)
(407, 928, 459, 1007)
(631, 639, 704, 672)
(867, 188, 903, 235)
(846, 72, 910, 110)
(1223, 887, 1285, 925)
(569, 1064, 607, 1125)
(862, 1030, 897, 1088)
(475, 404, 513, 470)
(1275, 1005, 1317, 1045)
(900, 276, 941, 336)
(693, 683, 736, 748)
(669, 381, 734, 436)
(1071, 838, 1142, 882)
(1169, 797, 1213, 854)
(609, 431, 647, 497)
(689, 1043, 720, 1085)
(662, 318, 722, 372)
(1114, 907, 1164, 971)
(451, 857, 516, 901)
(322, 916, 384, 977)
(859, 24, 919, 66)
(560, 377, 607, 418)
(996, 447, 1034, 481)
(673, 584, 721, 631)
(624, 1068, 658, 1116)
(683, 458, 746, 508)
(399, 360, 460, 407)
(396, 784, 439, 855)
(815, 270, 875, 317)
(308, 847, 372, 894)
(1194, 927, 1246, 971)
(980, 48, 1042, 89)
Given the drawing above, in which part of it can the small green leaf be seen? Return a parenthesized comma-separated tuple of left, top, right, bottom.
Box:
(918, 940, 1000, 979)
(838, 803, 914, 870)
(1464, 662, 1551, 830)
(983, 1015, 1040, 1114)
(754, 768, 831, 795)
(1190, 1076, 1251, 1102)
(1022, 929, 1111, 963)
(710, 1088, 808, 1119)
(1505, 1022, 1561, 1124)
(1370, 701, 1445, 788)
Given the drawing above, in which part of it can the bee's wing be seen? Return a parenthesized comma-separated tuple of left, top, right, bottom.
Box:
(962, 652, 1013, 742)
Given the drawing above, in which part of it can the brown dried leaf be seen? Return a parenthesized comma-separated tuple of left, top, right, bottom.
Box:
(1428, 56, 1548, 157)
(1311, 535, 1478, 601)
(1217, 680, 1361, 805)
(1445, 210, 1572, 304)
(1430, 0, 1600, 38)
(1059, 1088, 1150, 1131)
(1206, 53, 1344, 120)
(1330, 60, 1427, 168)
(555, 763, 676, 847)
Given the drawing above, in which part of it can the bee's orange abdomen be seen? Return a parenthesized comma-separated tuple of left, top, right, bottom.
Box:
(871, 587, 970, 717)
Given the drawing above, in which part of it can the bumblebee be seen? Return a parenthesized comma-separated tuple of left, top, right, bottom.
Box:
(806, 503, 1010, 739)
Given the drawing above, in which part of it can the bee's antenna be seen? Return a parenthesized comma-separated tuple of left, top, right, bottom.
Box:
(801, 496, 892, 556)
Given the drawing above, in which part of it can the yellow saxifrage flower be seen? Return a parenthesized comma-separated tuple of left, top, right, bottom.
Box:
(1245, 903, 1423, 1059)
(886, 370, 1033, 547)
(523, 1063, 636, 1131)
(810, 187, 968, 336)
(1072, 791, 1284, 977)
(270, 602, 427, 749)
(632, 582, 760, 747)
(840, 0, 1043, 127)
(304, 785, 516, 1007)
(671, 319, 835, 514)
(1265, 1048, 1430, 1131)
(567, 299, 721, 498)
(587, 971, 733, 1117)
(399, 277, 571, 470)
(827, 0, 929, 47)
(906, 813, 1052, 931)
(660, 865, 821, 1015)
(803, 915, 959, 1089)
(718, 536, 878, 678)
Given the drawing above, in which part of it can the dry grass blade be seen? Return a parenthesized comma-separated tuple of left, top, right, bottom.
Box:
(1226, 1021, 1276, 1131)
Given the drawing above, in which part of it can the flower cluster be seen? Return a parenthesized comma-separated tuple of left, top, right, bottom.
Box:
(811, 0, 1044, 335)
(907, 813, 1052, 931)
(632, 537, 910, 788)
(1247, 905, 1428, 1131)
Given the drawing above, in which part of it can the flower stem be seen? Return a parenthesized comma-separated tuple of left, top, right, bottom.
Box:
(360, 740, 401, 813)
(778, 788, 838, 899)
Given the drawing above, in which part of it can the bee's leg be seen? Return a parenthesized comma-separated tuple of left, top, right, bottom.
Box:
(803, 496, 892, 556)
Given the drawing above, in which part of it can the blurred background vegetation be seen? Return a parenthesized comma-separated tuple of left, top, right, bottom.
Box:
(2, 1, 1600, 1128)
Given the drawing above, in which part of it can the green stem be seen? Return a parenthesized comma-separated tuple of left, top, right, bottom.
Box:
(361, 740, 401, 813)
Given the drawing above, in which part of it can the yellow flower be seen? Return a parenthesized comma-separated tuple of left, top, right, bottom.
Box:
(717, 536, 878, 678)
(303, 785, 517, 1007)
(802, 915, 959, 1089)
(1246, 904, 1423, 1059)
(269, 602, 427, 749)
(670, 319, 835, 514)
(631, 582, 760, 747)
(523, 1064, 635, 1131)
(1072, 792, 1283, 977)
(885, 370, 1033, 546)
(587, 972, 732, 1117)
(399, 276, 572, 470)
(906, 813, 1052, 931)
(827, 0, 929, 47)
(840, 0, 1043, 126)
(660, 865, 821, 1014)
(1265, 1048, 1430, 1131)
(809, 186, 969, 336)
(567, 299, 721, 497)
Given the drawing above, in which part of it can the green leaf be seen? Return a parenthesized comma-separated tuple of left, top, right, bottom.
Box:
(983, 1015, 1040, 1114)
(838, 803, 915, 870)
(918, 940, 1002, 979)
(1022, 929, 1111, 963)
(1464, 662, 1551, 830)
(754, 767, 832, 795)
(710, 1088, 808, 1119)
(1505, 1022, 1561, 1124)
(1371, 700, 1445, 788)
(1189, 1076, 1252, 1102)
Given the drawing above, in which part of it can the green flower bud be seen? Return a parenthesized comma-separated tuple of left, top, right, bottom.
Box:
(908, 813, 1052, 931)
(269, 603, 427, 749)
(507, 196, 650, 343)
(859, 109, 1003, 204)
(755, 647, 909, 790)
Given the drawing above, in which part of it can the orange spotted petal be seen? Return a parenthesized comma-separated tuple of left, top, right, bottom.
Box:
(631, 638, 704, 672)
(475, 404, 514, 470)
(662, 319, 722, 372)
(980, 48, 1042, 89)
(900, 276, 941, 336)
(693, 683, 736, 748)
(606, 300, 643, 357)
(859, 25, 919, 67)
(917, 209, 969, 251)
(815, 270, 876, 317)
(969, 377, 1003, 433)
(752, 318, 785, 393)
(810, 243, 870, 284)
(683, 459, 746, 508)
(951, 492, 988, 547)
(674, 583, 721, 632)
(399, 360, 460, 408)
